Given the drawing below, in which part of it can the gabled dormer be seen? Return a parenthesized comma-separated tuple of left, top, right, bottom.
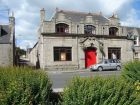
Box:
(108, 13, 120, 36)
(0, 25, 9, 37)
(109, 13, 120, 26)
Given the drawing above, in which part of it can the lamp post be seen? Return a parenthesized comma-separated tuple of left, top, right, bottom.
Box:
(77, 24, 80, 69)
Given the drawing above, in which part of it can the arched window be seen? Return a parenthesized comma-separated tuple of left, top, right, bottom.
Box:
(55, 23, 69, 33)
(109, 27, 118, 36)
(84, 25, 96, 34)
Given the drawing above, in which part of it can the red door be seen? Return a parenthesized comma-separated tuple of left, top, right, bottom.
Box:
(85, 48, 96, 68)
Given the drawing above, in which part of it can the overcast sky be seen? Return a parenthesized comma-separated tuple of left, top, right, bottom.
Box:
(0, 0, 140, 49)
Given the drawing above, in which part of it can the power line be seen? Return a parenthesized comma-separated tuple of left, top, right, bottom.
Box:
(0, 9, 10, 15)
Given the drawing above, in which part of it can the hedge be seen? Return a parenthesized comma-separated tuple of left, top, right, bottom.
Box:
(62, 76, 140, 105)
(0, 67, 52, 105)
(121, 60, 140, 83)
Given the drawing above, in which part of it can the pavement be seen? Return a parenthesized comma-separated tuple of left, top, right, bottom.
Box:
(53, 88, 64, 92)
(19, 57, 90, 73)
(47, 69, 90, 92)
(46, 68, 90, 73)
(50, 70, 121, 92)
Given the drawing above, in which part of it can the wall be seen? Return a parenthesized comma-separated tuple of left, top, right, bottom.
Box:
(103, 38, 133, 63)
(33, 10, 139, 70)
(42, 36, 79, 70)
(29, 44, 38, 66)
(0, 44, 13, 66)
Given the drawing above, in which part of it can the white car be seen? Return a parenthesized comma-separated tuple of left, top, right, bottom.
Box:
(89, 59, 121, 71)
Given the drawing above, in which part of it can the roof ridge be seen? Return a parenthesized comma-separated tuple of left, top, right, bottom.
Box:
(122, 26, 140, 29)
(57, 9, 100, 16)
(0, 24, 9, 26)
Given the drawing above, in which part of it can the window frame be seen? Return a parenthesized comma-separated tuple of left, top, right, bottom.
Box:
(55, 23, 69, 33)
(84, 25, 96, 34)
(134, 36, 139, 46)
(108, 47, 121, 60)
(53, 47, 72, 61)
(109, 27, 118, 36)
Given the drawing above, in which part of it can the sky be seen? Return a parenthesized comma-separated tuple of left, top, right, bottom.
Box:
(0, 0, 140, 50)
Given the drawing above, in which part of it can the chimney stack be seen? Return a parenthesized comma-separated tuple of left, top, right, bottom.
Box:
(40, 8, 46, 22)
(9, 11, 15, 26)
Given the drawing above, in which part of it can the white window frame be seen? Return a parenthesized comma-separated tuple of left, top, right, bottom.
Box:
(134, 36, 139, 46)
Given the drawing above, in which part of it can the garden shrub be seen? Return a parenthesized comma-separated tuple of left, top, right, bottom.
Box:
(0, 67, 52, 105)
(121, 60, 140, 83)
(62, 76, 140, 105)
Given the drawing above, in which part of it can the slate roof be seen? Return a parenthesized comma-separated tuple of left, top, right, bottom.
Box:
(122, 26, 140, 37)
(0, 25, 11, 44)
(136, 28, 140, 35)
(55, 10, 109, 24)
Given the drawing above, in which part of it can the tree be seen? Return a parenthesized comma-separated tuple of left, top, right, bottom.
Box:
(16, 47, 26, 56)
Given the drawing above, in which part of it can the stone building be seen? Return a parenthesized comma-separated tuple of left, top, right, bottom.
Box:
(29, 8, 140, 70)
(0, 14, 15, 66)
(28, 43, 38, 66)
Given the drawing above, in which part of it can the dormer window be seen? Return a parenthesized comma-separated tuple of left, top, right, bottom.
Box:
(0, 28, 8, 37)
(109, 27, 118, 36)
(134, 36, 139, 46)
(56, 23, 69, 33)
(84, 25, 96, 34)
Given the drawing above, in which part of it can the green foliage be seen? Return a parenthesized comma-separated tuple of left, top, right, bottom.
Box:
(0, 67, 52, 105)
(16, 47, 26, 56)
(62, 76, 140, 105)
(135, 81, 140, 94)
(121, 60, 140, 83)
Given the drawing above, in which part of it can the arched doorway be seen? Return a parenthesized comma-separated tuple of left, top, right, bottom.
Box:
(85, 47, 97, 68)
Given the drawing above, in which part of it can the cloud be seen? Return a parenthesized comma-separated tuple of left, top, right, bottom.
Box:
(16, 39, 37, 50)
(0, 0, 140, 49)
(98, 0, 132, 14)
(121, 8, 140, 27)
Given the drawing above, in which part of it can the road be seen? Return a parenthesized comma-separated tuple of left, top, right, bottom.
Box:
(48, 70, 121, 90)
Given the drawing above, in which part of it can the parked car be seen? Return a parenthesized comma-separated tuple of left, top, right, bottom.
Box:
(89, 59, 121, 71)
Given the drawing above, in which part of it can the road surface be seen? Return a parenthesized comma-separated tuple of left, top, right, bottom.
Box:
(48, 70, 121, 91)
